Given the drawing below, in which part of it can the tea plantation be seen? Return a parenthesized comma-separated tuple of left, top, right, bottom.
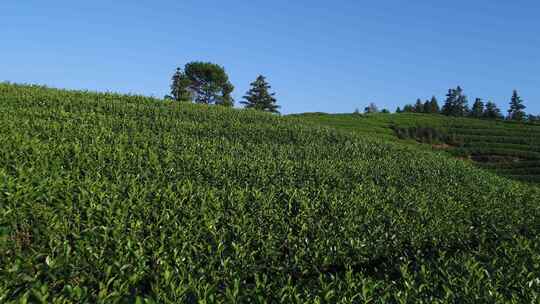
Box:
(1, 83, 539, 303)
(295, 113, 540, 184)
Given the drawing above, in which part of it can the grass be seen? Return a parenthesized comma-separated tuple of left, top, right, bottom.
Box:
(294, 112, 540, 184)
(0, 83, 539, 303)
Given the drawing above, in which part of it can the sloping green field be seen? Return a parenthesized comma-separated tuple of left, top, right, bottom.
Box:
(294, 113, 540, 184)
(1, 84, 539, 303)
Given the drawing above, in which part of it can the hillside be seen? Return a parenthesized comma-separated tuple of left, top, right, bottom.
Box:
(294, 113, 540, 184)
(0, 83, 539, 303)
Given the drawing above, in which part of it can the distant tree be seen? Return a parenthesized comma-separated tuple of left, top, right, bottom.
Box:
(241, 75, 279, 113)
(414, 99, 424, 113)
(484, 101, 503, 120)
(170, 67, 192, 101)
(403, 104, 415, 113)
(442, 88, 456, 116)
(442, 86, 469, 116)
(183, 61, 234, 106)
(364, 103, 379, 114)
(471, 98, 485, 118)
(426, 96, 440, 113)
(396, 106, 402, 113)
(217, 82, 234, 107)
(381, 108, 390, 114)
(528, 114, 540, 123)
(507, 90, 527, 121)
(422, 100, 430, 113)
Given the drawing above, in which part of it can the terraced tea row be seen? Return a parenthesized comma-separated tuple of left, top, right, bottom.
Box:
(1, 84, 539, 303)
(295, 113, 540, 184)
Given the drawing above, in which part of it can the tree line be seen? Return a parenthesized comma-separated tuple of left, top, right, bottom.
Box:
(391, 86, 538, 122)
(166, 61, 280, 113)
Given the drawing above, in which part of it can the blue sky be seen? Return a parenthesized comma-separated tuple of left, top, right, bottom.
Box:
(1, 0, 539, 114)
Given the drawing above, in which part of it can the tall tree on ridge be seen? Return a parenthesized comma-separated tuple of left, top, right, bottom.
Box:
(364, 102, 379, 114)
(414, 98, 424, 113)
(429, 96, 440, 113)
(507, 90, 526, 121)
(423, 96, 440, 114)
(471, 98, 485, 118)
(241, 75, 280, 113)
(442, 86, 468, 116)
(484, 101, 503, 120)
(169, 68, 192, 101)
(403, 104, 414, 113)
(184, 61, 235, 106)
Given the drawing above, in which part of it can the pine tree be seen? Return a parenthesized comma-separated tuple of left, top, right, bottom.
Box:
(170, 68, 192, 101)
(442, 86, 468, 116)
(508, 90, 526, 121)
(216, 83, 234, 107)
(403, 104, 414, 113)
(429, 96, 440, 113)
(528, 114, 539, 123)
(396, 107, 402, 113)
(364, 102, 379, 114)
(471, 98, 485, 118)
(414, 99, 424, 113)
(455, 87, 469, 116)
(184, 62, 234, 105)
(442, 88, 456, 116)
(241, 75, 280, 113)
(484, 101, 503, 120)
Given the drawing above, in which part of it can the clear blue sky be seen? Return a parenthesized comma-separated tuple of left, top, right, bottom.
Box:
(2, 0, 539, 114)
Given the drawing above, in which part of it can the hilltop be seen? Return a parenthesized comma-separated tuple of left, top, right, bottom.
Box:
(0, 83, 539, 303)
(294, 112, 540, 184)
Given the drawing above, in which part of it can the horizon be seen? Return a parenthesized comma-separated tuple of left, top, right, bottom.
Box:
(2, 0, 539, 115)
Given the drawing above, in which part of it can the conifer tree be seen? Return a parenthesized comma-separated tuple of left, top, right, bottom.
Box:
(216, 83, 234, 107)
(241, 75, 280, 113)
(403, 104, 414, 113)
(442, 88, 456, 116)
(508, 90, 526, 121)
(423, 100, 431, 113)
(428, 96, 440, 113)
(414, 99, 424, 113)
(364, 102, 379, 114)
(471, 98, 485, 118)
(442, 86, 468, 116)
(396, 106, 402, 113)
(170, 68, 192, 101)
(484, 101, 503, 120)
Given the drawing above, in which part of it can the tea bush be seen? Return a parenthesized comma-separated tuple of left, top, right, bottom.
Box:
(1, 84, 539, 303)
(297, 112, 540, 184)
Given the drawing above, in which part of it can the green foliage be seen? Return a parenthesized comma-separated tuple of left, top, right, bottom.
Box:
(414, 99, 424, 113)
(169, 68, 192, 102)
(484, 101, 503, 120)
(177, 61, 235, 106)
(364, 102, 379, 114)
(403, 104, 414, 113)
(470, 98, 485, 118)
(508, 90, 527, 121)
(427, 96, 440, 113)
(442, 86, 469, 117)
(1, 83, 540, 302)
(296, 112, 540, 184)
(241, 75, 280, 113)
